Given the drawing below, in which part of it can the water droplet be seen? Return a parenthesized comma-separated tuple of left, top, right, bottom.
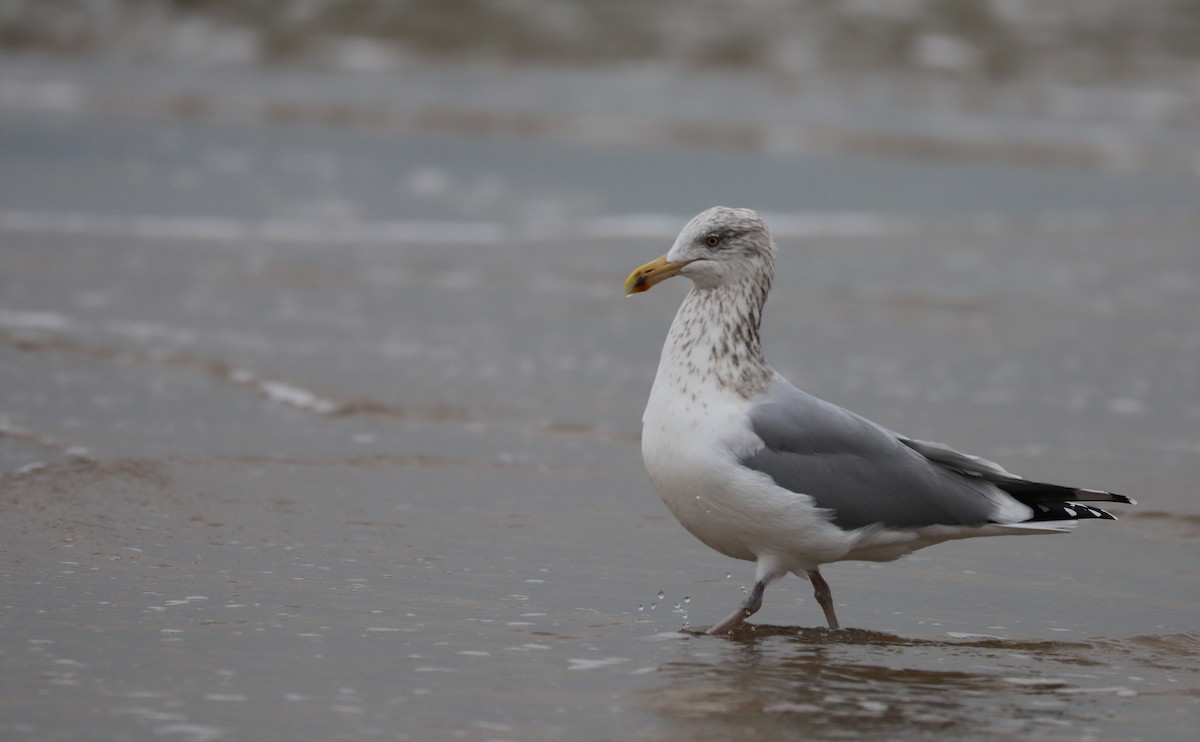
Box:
(656, 591, 664, 600)
(725, 573, 731, 579)
(649, 602, 657, 610)
(674, 603, 681, 610)
(683, 596, 691, 604)
(637, 605, 644, 612)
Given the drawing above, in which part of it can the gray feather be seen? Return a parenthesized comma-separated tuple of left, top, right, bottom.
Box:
(740, 379, 1005, 530)
(896, 436, 1016, 479)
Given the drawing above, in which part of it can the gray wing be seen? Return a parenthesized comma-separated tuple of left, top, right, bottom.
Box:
(739, 379, 1007, 530)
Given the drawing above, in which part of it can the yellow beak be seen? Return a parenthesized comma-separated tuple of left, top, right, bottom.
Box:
(624, 255, 691, 295)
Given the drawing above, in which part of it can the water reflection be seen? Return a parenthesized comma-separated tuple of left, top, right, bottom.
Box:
(642, 628, 1195, 739)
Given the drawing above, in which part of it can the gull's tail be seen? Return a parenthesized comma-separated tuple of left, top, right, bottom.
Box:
(897, 436, 1136, 523)
(996, 481, 1135, 522)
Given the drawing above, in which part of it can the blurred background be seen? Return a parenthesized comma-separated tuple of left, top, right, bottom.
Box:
(3, 0, 1199, 227)
(2, 3, 1198, 741)
(4, 1, 1200, 169)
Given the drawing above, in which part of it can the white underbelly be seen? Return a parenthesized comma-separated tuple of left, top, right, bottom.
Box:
(641, 396, 852, 571)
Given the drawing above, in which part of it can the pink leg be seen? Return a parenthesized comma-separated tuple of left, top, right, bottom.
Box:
(807, 569, 840, 629)
(706, 580, 765, 635)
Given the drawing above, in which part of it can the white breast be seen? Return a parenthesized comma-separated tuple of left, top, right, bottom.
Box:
(641, 366, 853, 571)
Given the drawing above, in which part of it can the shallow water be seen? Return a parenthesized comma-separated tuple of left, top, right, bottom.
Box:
(1, 58, 1198, 741)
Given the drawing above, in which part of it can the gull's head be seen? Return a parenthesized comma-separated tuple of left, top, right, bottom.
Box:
(625, 207, 775, 295)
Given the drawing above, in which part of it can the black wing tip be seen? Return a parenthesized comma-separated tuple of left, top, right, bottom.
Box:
(1073, 488, 1136, 506)
(1028, 501, 1120, 521)
(1000, 482, 1137, 508)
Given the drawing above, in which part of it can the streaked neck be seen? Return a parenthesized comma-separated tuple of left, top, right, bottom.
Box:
(658, 277, 773, 399)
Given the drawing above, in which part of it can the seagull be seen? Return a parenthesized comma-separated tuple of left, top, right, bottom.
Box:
(624, 206, 1134, 635)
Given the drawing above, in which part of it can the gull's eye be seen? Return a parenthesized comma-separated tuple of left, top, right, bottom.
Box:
(705, 234, 721, 248)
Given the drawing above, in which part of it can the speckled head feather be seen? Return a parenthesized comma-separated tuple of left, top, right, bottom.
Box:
(660, 207, 776, 398)
(665, 207, 776, 291)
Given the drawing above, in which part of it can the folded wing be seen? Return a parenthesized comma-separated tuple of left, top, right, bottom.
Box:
(740, 378, 1132, 531)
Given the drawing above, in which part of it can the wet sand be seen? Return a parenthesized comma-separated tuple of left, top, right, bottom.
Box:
(2, 62, 1199, 741)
